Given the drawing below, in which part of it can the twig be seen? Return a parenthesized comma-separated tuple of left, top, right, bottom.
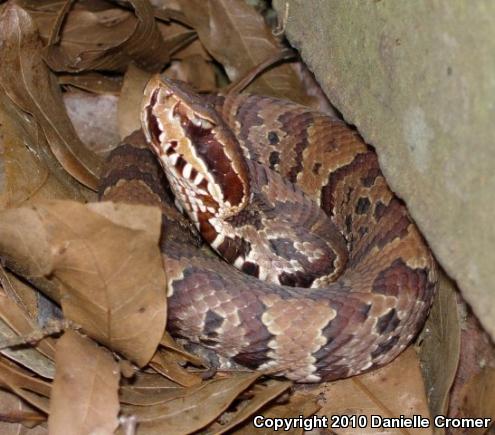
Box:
(0, 318, 76, 350)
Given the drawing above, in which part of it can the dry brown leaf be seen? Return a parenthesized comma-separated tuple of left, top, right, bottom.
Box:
(59, 72, 123, 95)
(121, 372, 261, 434)
(259, 392, 320, 432)
(155, 18, 201, 59)
(164, 55, 217, 92)
(0, 288, 56, 378)
(0, 267, 41, 325)
(181, 0, 311, 104)
(0, 3, 102, 190)
(150, 348, 203, 388)
(232, 391, 320, 435)
(453, 367, 495, 435)
(0, 86, 89, 207)
(120, 371, 183, 406)
(305, 348, 432, 435)
(0, 356, 51, 413)
(0, 200, 167, 366)
(119, 370, 190, 407)
(118, 64, 153, 140)
(160, 332, 205, 367)
(48, 330, 120, 435)
(0, 389, 47, 434)
(209, 380, 293, 434)
(43, 0, 170, 72)
(171, 33, 212, 61)
(120, 376, 184, 406)
(418, 272, 461, 419)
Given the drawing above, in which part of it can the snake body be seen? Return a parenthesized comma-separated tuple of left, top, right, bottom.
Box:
(100, 76, 437, 382)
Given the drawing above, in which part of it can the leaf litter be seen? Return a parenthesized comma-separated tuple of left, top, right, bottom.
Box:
(0, 0, 492, 434)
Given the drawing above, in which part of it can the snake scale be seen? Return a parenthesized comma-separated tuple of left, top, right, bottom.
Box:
(99, 75, 437, 382)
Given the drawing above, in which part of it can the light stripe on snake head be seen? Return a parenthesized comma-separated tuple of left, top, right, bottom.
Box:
(141, 75, 251, 235)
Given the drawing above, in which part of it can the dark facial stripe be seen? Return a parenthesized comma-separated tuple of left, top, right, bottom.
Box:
(184, 122, 246, 208)
(146, 90, 162, 145)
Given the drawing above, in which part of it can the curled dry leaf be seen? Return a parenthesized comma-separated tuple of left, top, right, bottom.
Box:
(452, 367, 495, 435)
(181, 0, 311, 104)
(0, 356, 51, 413)
(58, 72, 123, 95)
(118, 64, 153, 140)
(447, 309, 495, 434)
(0, 389, 47, 434)
(160, 331, 205, 367)
(0, 3, 102, 190)
(0, 200, 167, 367)
(120, 380, 184, 407)
(229, 390, 320, 435)
(120, 371, 184, 406)
(120, 372, 261, 435)
(0, 79, 89, 205)
(150, 348, 203, 388)
(164, 55, 217, 92)
(156, 18, 202, 62)
(418, 272, 461, 418)
(208, 380, 293, 435)
(48, 330, 120, 435)
(305, 348, 432, 435)
(43, 0, 170, 73)
(0, 288, 56, 379)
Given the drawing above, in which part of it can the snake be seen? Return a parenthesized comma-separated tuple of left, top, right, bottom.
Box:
(99, 75, 438, 383)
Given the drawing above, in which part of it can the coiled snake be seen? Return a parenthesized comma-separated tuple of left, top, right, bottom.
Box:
(99, 76, 437, 382)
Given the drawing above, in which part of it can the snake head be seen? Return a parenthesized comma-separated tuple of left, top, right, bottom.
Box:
(141, 75, 250, 226)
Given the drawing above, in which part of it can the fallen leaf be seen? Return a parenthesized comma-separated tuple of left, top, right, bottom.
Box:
(121, 372, 261, 434)
(150, 348, 203, 388)
(304, 348, 433, 435)
(0, 90, 89, 207)
(447, 307, 495, 434)
(59, 72, 123, 95)
(117, 64, 152, 140)
(181, 0, 311, 104)
(164, 55, 217, 92)
(0, 389, 46, 434)
(43, 0, 170, 72)
(0, 267, 42, 325)
(160, 332, 205, 367)
(0, 356, 51, 413)
(417, 272, 461, 419)
(209, 380, 293, 434)
(0, 4, 102, 189)
(48, 330, 120, 435)
(120, 371, 183, 406)
(230, 390, 320, 435)
(0, 288, 56, 379)
(0, 200, 167, 366)
(453, 367, 495, 435)
(120, 375, 183, 406)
